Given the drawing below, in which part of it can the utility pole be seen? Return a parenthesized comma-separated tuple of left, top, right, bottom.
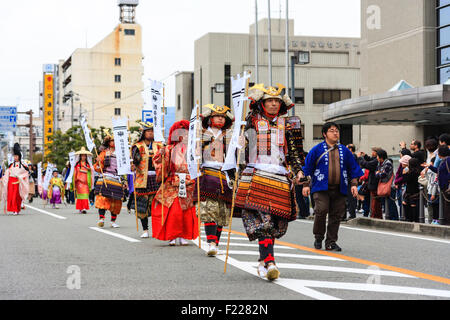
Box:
(17, 109, 34, 161)
(268, 0, 272, 86)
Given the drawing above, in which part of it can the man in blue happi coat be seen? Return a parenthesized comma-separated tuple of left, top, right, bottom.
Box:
(302, 122, 363, 251)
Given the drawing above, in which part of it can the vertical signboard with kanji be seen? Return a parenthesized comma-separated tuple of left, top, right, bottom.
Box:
(43, 74, 54, 156)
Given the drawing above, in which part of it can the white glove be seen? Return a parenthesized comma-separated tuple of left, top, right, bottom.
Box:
(248, 89, 264, 102)
(282, 94, 294, 106)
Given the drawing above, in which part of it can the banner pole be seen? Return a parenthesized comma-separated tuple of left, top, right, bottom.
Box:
(196, 102, 202, 249)
(224, 71, 251, 274)
(161, 85, 166, 226)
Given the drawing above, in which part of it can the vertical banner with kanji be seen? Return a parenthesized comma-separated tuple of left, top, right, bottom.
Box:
(149, 79, 165, 143)
(222, 71, 251, 172)
(80, 116, 96, 152)
(43, 74, 54, 156)
(187, 103, 201, 180)
(112, 117, 131, 176)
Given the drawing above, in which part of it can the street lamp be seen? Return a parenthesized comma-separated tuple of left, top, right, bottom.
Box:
(290, 50, 310, 116)
(210, 83, 225, 104)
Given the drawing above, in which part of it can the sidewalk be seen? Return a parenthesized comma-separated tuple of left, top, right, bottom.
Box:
(345, 217, 450, 239)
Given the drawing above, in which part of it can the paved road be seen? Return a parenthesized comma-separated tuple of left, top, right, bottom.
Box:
(0, 199, 449, 300)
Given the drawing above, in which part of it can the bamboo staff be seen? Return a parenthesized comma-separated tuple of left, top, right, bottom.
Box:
(161, 85, 166, 226)
(128, 118, 139, 232)
(195, 101, 202, 248)
(224, 71, 251, 274)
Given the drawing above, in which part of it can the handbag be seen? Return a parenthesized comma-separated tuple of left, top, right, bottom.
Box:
(358, 182, 369, 196)
(377, 173, 394, 197)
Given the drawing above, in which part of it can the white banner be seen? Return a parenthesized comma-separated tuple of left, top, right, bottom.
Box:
(7, 153, 13, 166)
(150, 79, 165, 143)
(65, 152, 76, 184)
(80, 116, 96, 152)
(112, 117, 132, 176)
(37, 162, 42, 187)
(43, 163, 55, 191)
(187, 103, 201, 180)
(222, 71, 251, 172)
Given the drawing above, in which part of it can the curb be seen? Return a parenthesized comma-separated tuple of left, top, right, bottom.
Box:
(345, 217, 450, 239)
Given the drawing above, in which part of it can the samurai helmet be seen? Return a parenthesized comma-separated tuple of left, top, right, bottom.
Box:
(248, 83, 293, 116)
(201, 104, 234, 130)
(137, 121, 154, 142)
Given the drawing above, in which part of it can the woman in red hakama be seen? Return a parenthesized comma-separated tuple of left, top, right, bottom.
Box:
(151, 120, 199, 246)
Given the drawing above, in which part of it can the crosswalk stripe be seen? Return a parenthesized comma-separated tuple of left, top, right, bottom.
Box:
(89, 227, 141, 243)
(277, 279, 450, 298)
(238, 262, 416, 278)
(224, 250, 344, 261)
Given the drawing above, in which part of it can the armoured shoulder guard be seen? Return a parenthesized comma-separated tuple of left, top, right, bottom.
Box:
(285, 116, 306, 173)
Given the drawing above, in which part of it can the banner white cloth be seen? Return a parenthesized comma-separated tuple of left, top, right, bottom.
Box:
(65, 152, 76, 184)
(112, 117, 132, 176)
(80, 116, 96, 152)
(150, 79, 165, 143)
(222, 71, 251, 172)
(7, 153, 13, 166)
(43, 163, 55, 191)
(37, 162, 42, 187)
(187, 103, 201, 180)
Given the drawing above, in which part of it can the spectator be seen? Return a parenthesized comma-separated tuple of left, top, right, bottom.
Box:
(434, 133, 450, 169)
(426, 146, 450, 225)
(400, 140, 426, 164)
(420, 156, 440, 224)
(344, 144, 358, 220)
(375, 149, 399, 220)
(400, 157, 421, 222)
(357, 147, 382, 219)
(424, 138, 439, 164)
(358, 168, 370, 217)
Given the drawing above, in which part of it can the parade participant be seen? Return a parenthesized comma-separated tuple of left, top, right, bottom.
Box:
(48, 169, 65, 209)
(93, 129, 125, 228)
(302, 122, 363, 252)
(73, 147, 94, 214)
(234, 84, 305, 281)
(2, 144, 29, 215)
(152, 120, 199, 246)
(27, 161, 35, 203)
(130, 122, 161, 238)
(193, 104, 234, 256)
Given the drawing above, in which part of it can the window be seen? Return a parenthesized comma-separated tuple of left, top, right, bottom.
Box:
(313, 89, 351, 104)
(115, 91, 121, 99)
(177, 94, 181, 110)
(439, 26, 450, 47)
(294, 89, 305, 104)
(439, 0, 450, 7)
(439, 66, 450, 83)
(115, 58, 121, 66)
(114, 75, 121, 83)
(439, 47, 450, 66)
(114, 108, 121, 116)
(439, 5, 450, 26)
(313, 125, 324, 140)
(124, 29, 135, 36)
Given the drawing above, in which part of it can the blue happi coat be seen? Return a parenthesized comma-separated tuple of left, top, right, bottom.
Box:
(303, 142, 363, 196)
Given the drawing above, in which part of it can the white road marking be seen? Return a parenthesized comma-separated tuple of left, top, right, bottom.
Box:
(238, 261, 416, 278)
(89, 227, 141, 243)
(295, 220, 450, 244)
(279, 279, 450, 299)
(224, 250, 344, 261)
(25, 205, 67, 220)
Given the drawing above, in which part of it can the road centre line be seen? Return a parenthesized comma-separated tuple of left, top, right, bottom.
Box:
(25, 205, 67, 220)
(89, 227, 141, 243)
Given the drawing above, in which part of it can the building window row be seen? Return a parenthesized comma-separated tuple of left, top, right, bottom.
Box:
(312, 89, 351, 105)
(437, 1, 450, 83)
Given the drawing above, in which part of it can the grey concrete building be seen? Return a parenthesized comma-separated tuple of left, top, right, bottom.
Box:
(177, 18, 361, 151)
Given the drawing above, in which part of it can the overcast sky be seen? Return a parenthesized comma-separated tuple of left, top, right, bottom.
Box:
(0, 0, 360, 118)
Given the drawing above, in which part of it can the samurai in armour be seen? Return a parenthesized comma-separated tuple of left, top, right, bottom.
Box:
(234, 83, 306, 281)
